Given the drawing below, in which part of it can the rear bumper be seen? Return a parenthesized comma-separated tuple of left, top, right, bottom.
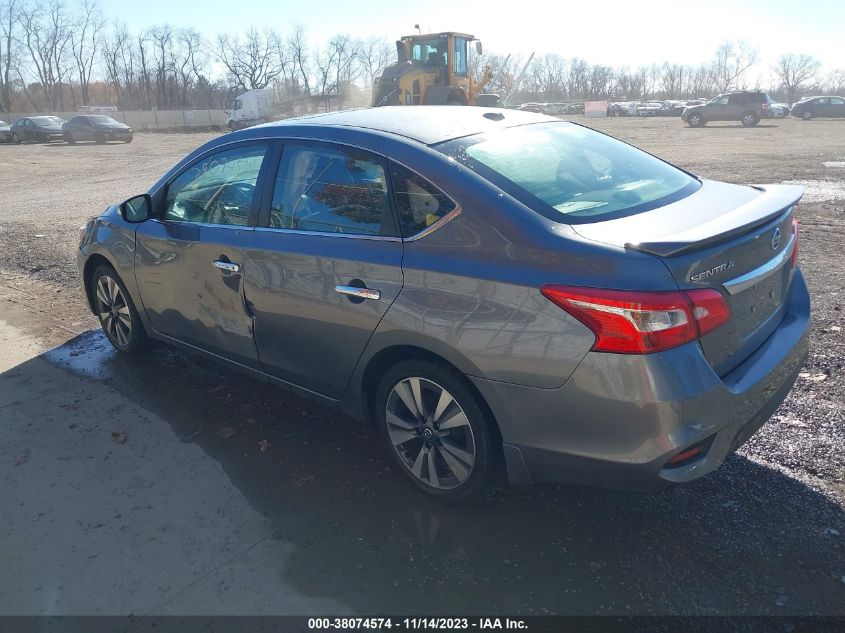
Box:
(472, 270, 811, 491)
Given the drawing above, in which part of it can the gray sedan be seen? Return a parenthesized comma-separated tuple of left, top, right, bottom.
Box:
(77, 107, 810, 501)
(63, 114, 133, 144)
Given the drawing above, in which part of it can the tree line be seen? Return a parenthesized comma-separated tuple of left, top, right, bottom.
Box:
(1, 0, 843, 113)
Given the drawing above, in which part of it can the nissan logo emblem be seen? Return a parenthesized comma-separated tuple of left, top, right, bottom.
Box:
(771, 227, 781, 250)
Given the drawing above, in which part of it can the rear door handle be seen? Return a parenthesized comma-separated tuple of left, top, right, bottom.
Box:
(335, 285, 381, 301)
(212, 260, 240, 273)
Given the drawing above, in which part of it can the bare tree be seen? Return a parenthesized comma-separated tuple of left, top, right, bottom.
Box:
(825, 69, 845, 94)
(773, 53, 820, 104)
(70, 0, 103, 106)
(711, 40, 758, 93)
(216, 27, 281, 90)
(287, 23, 310, 95)
(356, 36, 391, 91)
(17, 1, 76, 110)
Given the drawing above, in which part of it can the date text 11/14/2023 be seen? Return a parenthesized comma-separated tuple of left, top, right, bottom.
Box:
(307, 618, 528, 630)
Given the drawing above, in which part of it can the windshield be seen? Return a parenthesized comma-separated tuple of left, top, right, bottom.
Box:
(439, 122, 699, 223)
(411, 37, 447, 66)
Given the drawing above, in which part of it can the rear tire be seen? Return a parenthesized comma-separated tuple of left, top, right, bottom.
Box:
(741, 112, 759, 126)
(90, 265, 149, 354)
(375, 359, 495, 502)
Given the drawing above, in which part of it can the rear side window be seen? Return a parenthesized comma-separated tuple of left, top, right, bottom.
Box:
(728, 94, 747, 105)
(391, 164, 456, 236)
(269, 145, 393, 236)
(440, 122, 699, 223)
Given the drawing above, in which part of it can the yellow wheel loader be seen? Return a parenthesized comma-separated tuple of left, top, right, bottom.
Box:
(372, 32, 496, 107)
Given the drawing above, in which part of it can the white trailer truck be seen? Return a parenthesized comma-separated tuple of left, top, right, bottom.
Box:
(225, 89, 276, 130)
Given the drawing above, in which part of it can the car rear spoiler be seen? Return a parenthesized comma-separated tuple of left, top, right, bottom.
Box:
(626, 184, 803, 256)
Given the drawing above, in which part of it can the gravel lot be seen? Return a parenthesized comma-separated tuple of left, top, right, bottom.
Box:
(0, 117, 843, 616)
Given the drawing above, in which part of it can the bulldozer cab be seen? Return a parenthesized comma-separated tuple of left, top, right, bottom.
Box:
(373, 32, 483, 107)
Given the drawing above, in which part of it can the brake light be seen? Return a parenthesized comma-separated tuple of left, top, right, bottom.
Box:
(790, 216, 799, 268)
(541, 286, 730, 354)
(762, 103, 770, 110)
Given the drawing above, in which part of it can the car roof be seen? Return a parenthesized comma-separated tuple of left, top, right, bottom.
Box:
(255, 106, 558, 146)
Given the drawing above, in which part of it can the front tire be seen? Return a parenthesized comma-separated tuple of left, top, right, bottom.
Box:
(12, 133, 20, 144)
(65, 133, 76, 144)
(376, 359, 495, 502)
(687, 113, 705, 127)
(90, 265, 148, 354)
(801, 110, 813, 120)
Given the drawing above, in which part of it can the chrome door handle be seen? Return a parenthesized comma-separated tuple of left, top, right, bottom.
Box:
(335, 285, 381, 300)
(212, 260, 240, 273)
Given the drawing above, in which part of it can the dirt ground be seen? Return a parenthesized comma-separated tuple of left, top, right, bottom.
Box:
(0, 117, 844, 616)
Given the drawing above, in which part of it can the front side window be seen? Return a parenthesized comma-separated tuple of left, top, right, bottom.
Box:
(164, 144, 266, 226)
(815, 98, 829, 105)
(269, 145, 392, 236)
(391, 164, 456, 236)
(712, 95, 729, 105)
(440, 122, 699, 223)
(454, 38, 468, 76)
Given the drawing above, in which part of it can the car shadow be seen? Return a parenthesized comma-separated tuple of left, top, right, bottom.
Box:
(687, 124, 781, 129)
(13, 330, 845, 615)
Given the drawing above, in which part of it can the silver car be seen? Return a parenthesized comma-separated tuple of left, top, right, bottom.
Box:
(77, 107, 810, 501)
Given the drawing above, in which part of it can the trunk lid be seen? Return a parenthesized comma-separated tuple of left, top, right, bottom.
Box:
(572, 180, 802, 375)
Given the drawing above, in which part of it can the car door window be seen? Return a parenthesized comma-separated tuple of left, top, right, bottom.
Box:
(164, 144, 266, 226)
(815, 98, 829, 105)
(728, 94, 746, 105)
(269, 144, 393, 236)
(831, 98, 844, 105)
(391, 164, 457, 237)
(715, 96, 729, 105)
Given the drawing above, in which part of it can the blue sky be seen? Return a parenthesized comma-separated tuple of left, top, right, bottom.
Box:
(98, 0, 844, 76)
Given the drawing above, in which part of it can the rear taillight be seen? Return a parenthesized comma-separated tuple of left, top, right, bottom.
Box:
(762, 103, 770, 110)
(541, 286, 730, 354)
(790, 216, 799, 268)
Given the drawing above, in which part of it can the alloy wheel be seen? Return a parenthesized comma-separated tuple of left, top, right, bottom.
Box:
(95, 275, 132, 348)
(385, 377, 477, 490)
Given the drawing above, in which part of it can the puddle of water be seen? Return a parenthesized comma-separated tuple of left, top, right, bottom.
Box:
(781, 180, 845, 203)
(43, 330, 118, 380)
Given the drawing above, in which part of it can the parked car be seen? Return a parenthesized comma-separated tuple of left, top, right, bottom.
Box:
(635, 101, 663, 117)
(9, 116, 65, 143)
(78, 107, 809, 501)
(681, 91, 774, 127)
(789, 96, 845, 120)
(0, 120, 13, 143)
(515, 103, 548, 114)
(658, 100, 687, 116)
(771, 103, 790, 118)
(63, 115, 133, 144)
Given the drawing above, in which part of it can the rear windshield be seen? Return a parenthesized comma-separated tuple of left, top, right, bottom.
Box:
(438, 122, 700, 223)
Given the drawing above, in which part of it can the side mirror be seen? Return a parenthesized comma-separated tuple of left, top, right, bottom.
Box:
(119, 194, 152, 223)
(475, 41, 483, 55)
